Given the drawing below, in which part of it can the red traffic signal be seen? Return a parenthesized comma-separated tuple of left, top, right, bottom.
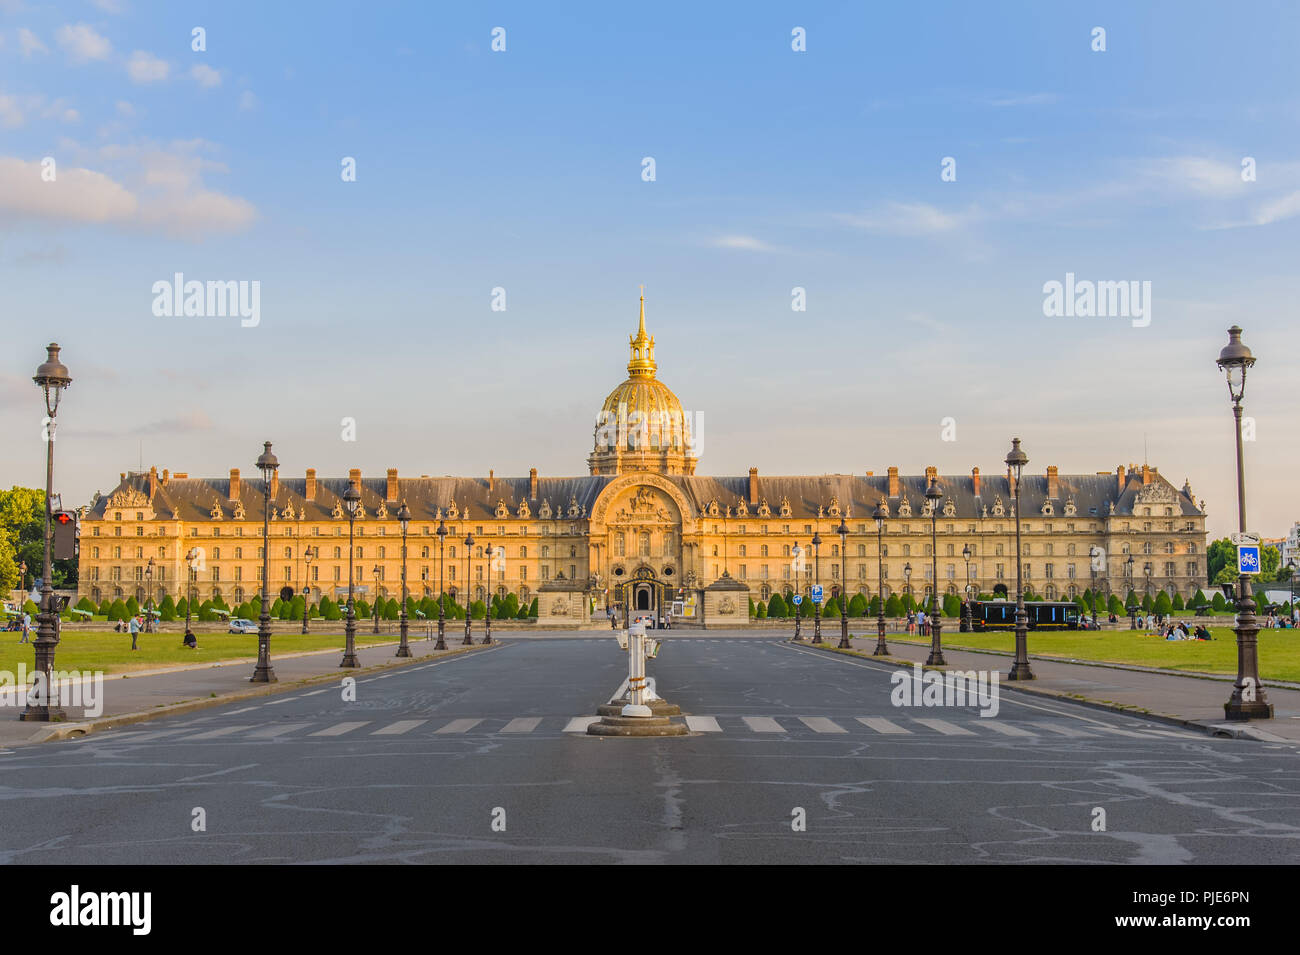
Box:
(54, 511, 74, 525)
(52, 510, 77, 560)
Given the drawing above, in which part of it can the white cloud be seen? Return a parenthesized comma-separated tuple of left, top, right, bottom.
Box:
(116, 100, 135, 116)
(710, 235, 775, 252)
(835, 201, 976, 236)
(190, 64, 222, 89)
(238, 90, 258, 111)
(1136, 157, 1251, 199)
(1250, 190, 1300, 226)
(0, 94, 23, 128)
(57, 23, 112, 63)
(126, 50, 169, 83)
(0, 157, 137, 222)
(18, 27, 48, 57)
(89, 0, 125, 12)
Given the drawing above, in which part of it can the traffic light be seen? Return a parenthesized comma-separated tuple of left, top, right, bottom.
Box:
(52, 510, 77, 560)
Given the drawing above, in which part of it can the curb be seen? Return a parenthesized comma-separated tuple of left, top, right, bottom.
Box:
(790, 641, 1295, 744)
(19, 642, 496, 746)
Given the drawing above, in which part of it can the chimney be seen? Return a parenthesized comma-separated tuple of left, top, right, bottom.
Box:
(229, 468, 241, 502)
(1117, 464, 1126, 494)
(173, 472, 187, 479)
(1142, 464, 1152, 486)
(1047, 465, 1059, 500)
(305, 468, 317, 499)
(529, 468, 538, 500)
(888, 466, 899, 498)
(924, 465, 937, 489)
(161, 468, 169, 485)
(748, 467, 758, 505)
(865, 470, 874, 476)
(971, 467, 981, 498)
(387, 468, 399, 502)
(488, 469, 495, 493)
(148, 466, 158, 499)
(270, 468, 280, 500)
(349, 468, 361, 494)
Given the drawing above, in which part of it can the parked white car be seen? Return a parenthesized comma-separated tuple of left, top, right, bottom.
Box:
(228, 618, 257, 634)
(633, 613, 656, 629)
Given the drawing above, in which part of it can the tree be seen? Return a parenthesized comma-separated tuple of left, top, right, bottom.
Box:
(159, 595, 177, 621)
(848, 593, 867, 617)
(1191, 588, 1208, 609)
(748, 597, 756, 618)
(1171, 593, 1184, 611)
(1141, 593, 1153, 613)
(528, 597, 538, 617)
(323, 600, 342, 621)
(126, 596, 140, 617)
(0, 486, 78, 591)
(901, 592, 916, 613)
(470, 599, 486, 620)
(1212, 591, 1227, 612)
(1207, 538, 1233, 584)
(1107, 594, 1123, 615)
(288, 595, 305, 620)
(354, 599, 369, 619)
(23, 598, 39, 614)
(767, 593, 788, 618)
(822, 595, 840, 617)
(942, 593, 961, 617)
(1261, 545, 1282, 581)
(109, 598, 128, 621)
(756, 601, 767, 619)
(1154, 591, 1173, 616)
(516, 602, 530, 619)
(885, 594, 903, 617)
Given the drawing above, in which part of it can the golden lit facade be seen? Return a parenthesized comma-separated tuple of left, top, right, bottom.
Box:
(78, 297, 1209, 625)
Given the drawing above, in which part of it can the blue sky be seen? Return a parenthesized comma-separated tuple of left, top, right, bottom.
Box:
(1, 1, 1298, 540)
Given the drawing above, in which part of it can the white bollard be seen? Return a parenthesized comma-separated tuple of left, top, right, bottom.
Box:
(622, 621, 652, 717)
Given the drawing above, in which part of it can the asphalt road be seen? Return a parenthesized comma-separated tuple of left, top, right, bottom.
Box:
(1, 637, 1297, 864)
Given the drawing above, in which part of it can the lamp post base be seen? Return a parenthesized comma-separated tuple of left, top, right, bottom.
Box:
(925, 650, 946, 666)
(395, 645, 412, 658)
(339, 653, 360, 668)
(250, 664, 277, 683)
(19, 705, 66, 722)
(1224, 700, 1273, 721)
(1007, 662, 1035, 681)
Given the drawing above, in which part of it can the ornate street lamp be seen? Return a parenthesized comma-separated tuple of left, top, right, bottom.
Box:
(836, 518, 851, 648)
(340, 483, 361, 667)
(16, 560, 26, 608)
(925, 476, 945, 666)
(873, 504, 888, 655)
(811, 531, 822, 643)
(1089, 546, 1100, 630)
(1126, 554, 1137, 629)
(435, 519, 448, 649)
(372, 565, 382, 634)
(143, 558, 154, 638)
(961, 543, 972, 632)
(1217, 326, 1272, 719)
(791, 543, 804, 642)
(463, 531, 475, 645)
(396, 501, 412, 657)
(250, 441, 279, 683)
(184, 547, 197, 644)
(1005, 438, 1033, 680)
(482, 540, 494, 645)
(22, 344, 71, 722)
(302, 546, 314, 634)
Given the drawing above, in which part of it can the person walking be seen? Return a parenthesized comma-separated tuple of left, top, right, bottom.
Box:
(128, 613, 141, 650)
(19, 611, 30, 644)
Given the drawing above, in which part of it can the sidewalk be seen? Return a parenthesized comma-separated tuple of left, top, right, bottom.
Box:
(816, 635, 1300, 743)
(0, 632, 493, 748)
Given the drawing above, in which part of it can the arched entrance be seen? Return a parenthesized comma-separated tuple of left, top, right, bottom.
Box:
(631, 566, 660, 618)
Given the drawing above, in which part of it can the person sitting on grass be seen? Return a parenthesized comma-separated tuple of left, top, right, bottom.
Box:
(182, 629, 197, 649)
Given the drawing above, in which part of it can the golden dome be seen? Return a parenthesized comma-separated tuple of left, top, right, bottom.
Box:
(590, 294, 696, 473)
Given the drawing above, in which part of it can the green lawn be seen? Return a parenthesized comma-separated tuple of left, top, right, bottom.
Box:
(0, 629, 396, 678)
(890, 627, 1300, 682)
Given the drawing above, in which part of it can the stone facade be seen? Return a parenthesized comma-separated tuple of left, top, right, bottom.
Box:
(77, 298, 1209, 621)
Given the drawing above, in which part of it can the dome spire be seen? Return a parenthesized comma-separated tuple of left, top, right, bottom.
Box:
(627, 286, 656, 378)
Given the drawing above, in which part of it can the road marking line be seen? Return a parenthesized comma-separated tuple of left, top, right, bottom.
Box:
(911, 718, 975, 736)
(435, 718, 482, 734)
(226, 706, 259, 715)
(799, 717, 847, 734)
(743, 717, 785, 733)
(685, 716, 721, 732)
(1029, 721, 1096, 737)
(245, 723, 311, 738)
(300, 689, 328, 697)
(182, 725, 254, 740)
(979, 722, 1038, 737)
(857, 717, 910, 735)
(564, 717, 600, 733)
(500, 717, 542, 733)
(372, 720, 427, 735)
(118, 728, 192, 741)
(310, 721, 370, 736)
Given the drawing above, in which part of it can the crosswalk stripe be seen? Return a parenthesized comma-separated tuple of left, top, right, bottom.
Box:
(564, 717, 600, 733)
(500, 717, 542, 734)
(911, 718, 975, 736)
(372, 720, 427, 735)
(1030, 721, 1097, 737)
(246, 723, 311, 738)
(799, 717, 847, 734)
(685, 716, 721, 732)
(980, 722, 1038, 737)
(183, 725, 253, 740)
(857, 717, 910, 735)
(743, 717, 785, 733)
(435, 718, 483, 734)
(310, 721, 370, 736)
